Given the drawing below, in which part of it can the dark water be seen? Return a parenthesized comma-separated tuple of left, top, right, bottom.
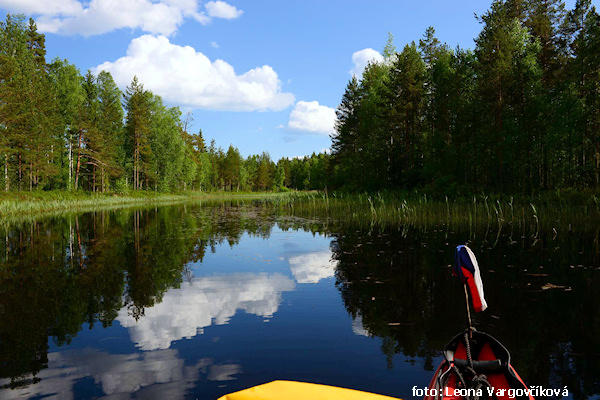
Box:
(0, 202, 598, 399)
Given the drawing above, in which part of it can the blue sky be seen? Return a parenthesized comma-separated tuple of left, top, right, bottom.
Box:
(0, 0, 583, 160)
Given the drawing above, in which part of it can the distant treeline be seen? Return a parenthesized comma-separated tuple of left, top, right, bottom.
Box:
(0, 14, 327, 193)
(331, 0, 600, 194)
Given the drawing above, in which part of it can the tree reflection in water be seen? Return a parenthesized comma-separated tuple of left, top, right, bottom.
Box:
(330, 225, 600, 399)
(0, 204, 278, 390)
(0, 203, 598, 399)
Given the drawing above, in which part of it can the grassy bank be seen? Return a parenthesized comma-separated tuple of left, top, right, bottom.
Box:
(2, 189, 599, 236)
(0, 190, 301, 217)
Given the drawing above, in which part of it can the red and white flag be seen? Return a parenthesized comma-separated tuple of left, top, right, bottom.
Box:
(453, 245, 487, 312)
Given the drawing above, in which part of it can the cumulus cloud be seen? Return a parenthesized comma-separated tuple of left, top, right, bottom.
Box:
(288, 251, 337, 284)
(117, 273, 295, 351)
(288, 101, 336, 135)
(350, 48, 384, 77)
(0, 0, 83, 16)
(205, 0, 243, 19)
(0, 0, 242, 36)
(94, 35, 295, 112)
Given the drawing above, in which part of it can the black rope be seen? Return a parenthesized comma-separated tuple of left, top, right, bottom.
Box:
(452, 363, 467, 389)
(464, 332, 474, 368)
(450, 333, 496, 400)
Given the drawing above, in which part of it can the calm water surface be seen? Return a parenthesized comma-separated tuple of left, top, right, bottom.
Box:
(0, 202, 598, 399)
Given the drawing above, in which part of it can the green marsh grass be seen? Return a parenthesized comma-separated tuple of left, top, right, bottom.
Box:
(0, 191, 189, 215)
(258, 191, 600, 237)
(1, 189, 598, 238)
(0, 190, 304, 228)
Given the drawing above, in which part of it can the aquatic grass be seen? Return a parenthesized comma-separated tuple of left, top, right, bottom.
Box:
(265, 190, 600, 237)
(531, 203, 539, 239)
(1, 189, 598, 237)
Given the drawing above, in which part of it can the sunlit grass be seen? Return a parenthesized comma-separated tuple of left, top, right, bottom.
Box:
(1, 189, 598, 237)
(0, 190, 185, 215)
(0, 190, 301, 219)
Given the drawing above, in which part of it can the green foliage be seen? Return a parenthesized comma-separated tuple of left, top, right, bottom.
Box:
(0, 14, 61, 191)
(124, 76, 152, 190)
(2, 2, 600, 197)
(96, 71, 124, 182)
(382, 32, 397, 60)
(331, 0, 600, 194)
(222, 145, 242, 191)
(146, 96, 186, 192)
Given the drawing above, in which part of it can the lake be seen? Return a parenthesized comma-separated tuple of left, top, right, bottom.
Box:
(0, 201, 598, 399)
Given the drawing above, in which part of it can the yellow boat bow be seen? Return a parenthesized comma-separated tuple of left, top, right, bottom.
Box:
(218, 380, 400, 400)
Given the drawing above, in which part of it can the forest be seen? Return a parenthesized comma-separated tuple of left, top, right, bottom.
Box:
(332, 0, 600, 194)
(0, 14, 328, 194)
(1, 0, 599, 196)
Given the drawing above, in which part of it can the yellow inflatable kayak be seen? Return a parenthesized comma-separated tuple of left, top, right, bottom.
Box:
(218, 380, 400, 400)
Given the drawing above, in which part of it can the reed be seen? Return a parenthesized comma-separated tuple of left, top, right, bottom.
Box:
(1, 190, 598, 237)
(263, 191, 600, 236)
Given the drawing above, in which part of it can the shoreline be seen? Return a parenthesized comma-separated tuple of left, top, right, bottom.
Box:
(2, 190, 598, 235)
(0, 190, 297, 218)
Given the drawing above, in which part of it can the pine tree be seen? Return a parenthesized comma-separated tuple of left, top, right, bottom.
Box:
(418, 27, 454, 184)
(26, 18, 45, 68)
(419, 26, 445, 67)
(0, 14, 60, 191)
(222, 145, 241, 191)
(73, 70, 99, 190)
(527, 0, 567, 85)
(357, 61, 389, 189)
(386, 42, 426, 186)
(25, 17, 59, 190)
(475, 0, 541, 189)
(331, 76, 361, 188)
(48, 58, 85, 190)
(382, 32, 397, 60)
(577, 6, 600, 184)
(96, 71, 124, 191)
(124, 76, 152, 190)
(255, 152, 273, 190)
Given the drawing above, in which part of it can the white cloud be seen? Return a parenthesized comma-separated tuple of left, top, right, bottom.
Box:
(0, 0, 242, 36)
(288, 101, 336, 135)
(205, 0, 243, 19)
(210, 40, 220, 48)
(0, 0, 83, 16)
(288, 251, 337, 284)
(94, 35, 295, 112)
(117, 273, 295, 351)
(350, 48, 384, 77)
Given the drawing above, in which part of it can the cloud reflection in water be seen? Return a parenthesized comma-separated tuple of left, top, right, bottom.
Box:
(118, 273, 295, 351)
(0, 348, 239, 399)
(288, 251, 337, 284)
